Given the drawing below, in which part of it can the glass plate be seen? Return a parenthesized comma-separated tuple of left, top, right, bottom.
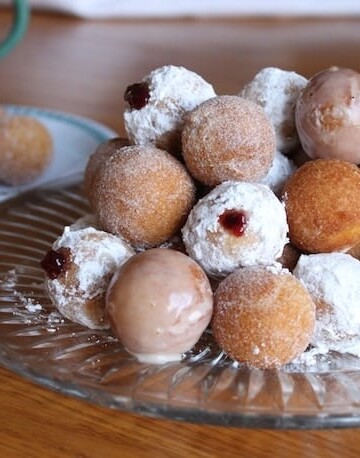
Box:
(1, 184, 360, 430)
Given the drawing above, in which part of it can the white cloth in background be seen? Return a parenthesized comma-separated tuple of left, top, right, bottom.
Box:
(1, 0, 360, 19)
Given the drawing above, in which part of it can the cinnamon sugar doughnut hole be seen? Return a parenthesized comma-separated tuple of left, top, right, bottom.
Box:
(0, 115, 53, 185)
(283, 159, 360, 253)
(92, 145, 196, 248)
(182, 95, 275, 186)
(84, 137, 129, 205)
(212, 266, 315, 369)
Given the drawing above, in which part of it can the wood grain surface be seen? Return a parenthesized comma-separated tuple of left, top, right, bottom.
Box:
(1, 9, 360, 457)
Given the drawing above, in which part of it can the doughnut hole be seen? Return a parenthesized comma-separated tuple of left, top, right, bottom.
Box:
(295, 66, 360, 164)
(106, 248, 213, 363)
(92, 145, 196, 248)
(123, 65, 216, 157)
(212, 266, 315, 369)
(276, 243, 302, 272)
(84, 137, 129, 205)
(283, 159, 360, 253)
(182, 96, 275, 186)
(0, 116, 53, 185)
(239, 67, 307, 154)
(182, 181, 288, 278)
(42, 227, 134, 329)
(293, 252, 360, 354)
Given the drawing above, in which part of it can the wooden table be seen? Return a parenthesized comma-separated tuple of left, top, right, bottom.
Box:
(1, 10, 360, 457)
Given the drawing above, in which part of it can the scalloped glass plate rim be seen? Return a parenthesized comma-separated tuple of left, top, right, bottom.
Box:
(1, 340, 360, 430)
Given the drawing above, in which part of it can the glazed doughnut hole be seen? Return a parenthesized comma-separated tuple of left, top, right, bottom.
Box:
(295, 66, 360, 164)
(106, 248, 213, 363)
(276, 243, 301, 272)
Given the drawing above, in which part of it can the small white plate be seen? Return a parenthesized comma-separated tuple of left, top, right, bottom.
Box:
(0, 105, 118, 201)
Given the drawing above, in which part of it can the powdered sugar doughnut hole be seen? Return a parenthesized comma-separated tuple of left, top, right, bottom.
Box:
(182, 181, 288, 278)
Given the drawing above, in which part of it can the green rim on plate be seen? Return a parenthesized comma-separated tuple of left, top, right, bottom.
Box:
(0, 0, 30, 59)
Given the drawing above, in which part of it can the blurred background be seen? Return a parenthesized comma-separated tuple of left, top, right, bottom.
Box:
(1, 0, 360, 135)
(2, 0, 360, 18)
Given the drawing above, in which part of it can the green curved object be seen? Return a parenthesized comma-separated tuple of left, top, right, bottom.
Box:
(0, 0, 30, 59)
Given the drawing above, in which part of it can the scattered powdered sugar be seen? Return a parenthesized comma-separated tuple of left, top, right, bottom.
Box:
(10, 294, 44, 326)
(289, 345, 331, 369)
(46, 311, 65, 323)
(11, 293, 65, 331)
(0, 268, 17, 288)
(0, 265, 68, 333)
(46, 311, 65, 332)
(24, 301, 43, 313)
(261, 149, 297, 195)
(293, 252, 360, 355)
(239, 67, 307, 153)
(0, 268, 43, 318)
(124, 65, 216, 152)
(13, 293, 43, 313)
(182, 181, 288, 277)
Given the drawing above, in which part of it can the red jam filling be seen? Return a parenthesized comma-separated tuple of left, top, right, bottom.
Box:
(124, 82, 150, 110)
(40, 247, 71, 280)
(218, 209, 247, 237)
